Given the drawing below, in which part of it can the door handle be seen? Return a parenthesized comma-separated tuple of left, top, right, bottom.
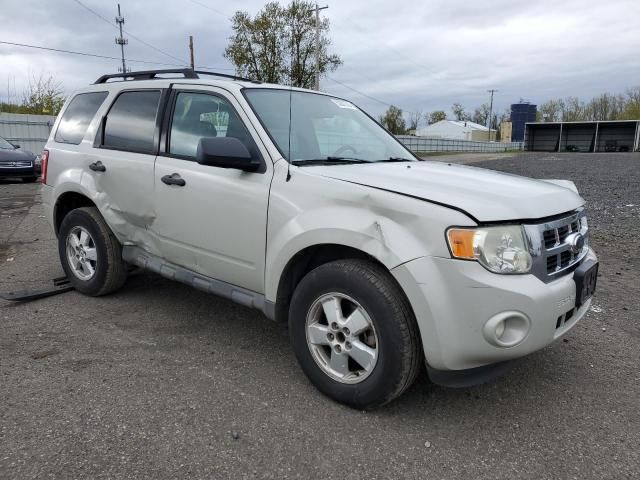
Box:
(89, 161, 106, 172)
(161, 173, 186, 187)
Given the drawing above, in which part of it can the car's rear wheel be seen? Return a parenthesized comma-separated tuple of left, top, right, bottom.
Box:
(58, 207, 127, 296)
(289, 259, 421, 409)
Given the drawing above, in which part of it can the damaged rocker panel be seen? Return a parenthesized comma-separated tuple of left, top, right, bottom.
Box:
(121, 246, 276, 321)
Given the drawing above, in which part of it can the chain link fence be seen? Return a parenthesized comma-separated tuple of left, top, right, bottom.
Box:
(397, 135, 523, 153)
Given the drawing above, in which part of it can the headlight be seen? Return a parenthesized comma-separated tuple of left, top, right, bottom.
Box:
(34, 154, 42, 166)
(447, 226, 532, 274)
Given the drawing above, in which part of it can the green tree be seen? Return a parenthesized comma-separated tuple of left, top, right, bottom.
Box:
(429, 110, 447, 124)
(379, 106, 406, 134)
(224, 1, 342, 88)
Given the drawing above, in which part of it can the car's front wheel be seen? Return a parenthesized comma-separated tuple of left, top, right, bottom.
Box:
(58, 206, 127, 296)
(289, 259, 421, 409)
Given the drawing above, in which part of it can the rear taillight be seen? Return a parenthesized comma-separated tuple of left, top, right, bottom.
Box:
(40, 150, 49, 184)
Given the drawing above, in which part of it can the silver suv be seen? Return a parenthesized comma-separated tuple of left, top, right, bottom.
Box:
(41, 69, 598, 408)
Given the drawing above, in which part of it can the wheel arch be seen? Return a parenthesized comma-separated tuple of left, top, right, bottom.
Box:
(53, 191, 97, 235)
(271, 243, 411, 325)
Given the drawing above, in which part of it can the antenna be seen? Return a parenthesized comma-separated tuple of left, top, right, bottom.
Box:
(286, 13, 296, 182)
(286, 86, 292, 182)
(115, 4, 129, 73)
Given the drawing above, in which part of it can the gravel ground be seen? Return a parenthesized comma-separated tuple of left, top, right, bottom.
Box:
(1, 153, 639, 479)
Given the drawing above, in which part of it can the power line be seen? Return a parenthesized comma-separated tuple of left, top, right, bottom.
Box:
(0, 40, 185, 67)
(186, 0, 228, 17)
(326, 76, 418, 115)
(0, 39, 234, 71)
(72, 0, 187, 65)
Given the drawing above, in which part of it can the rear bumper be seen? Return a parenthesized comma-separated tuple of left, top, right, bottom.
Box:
(392, 248, 597, 372)
(41, 184, 55, 233)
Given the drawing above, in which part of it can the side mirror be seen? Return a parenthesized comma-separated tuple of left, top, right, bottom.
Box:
(196, 137, 260, 172)
(12, 143, 20, 149)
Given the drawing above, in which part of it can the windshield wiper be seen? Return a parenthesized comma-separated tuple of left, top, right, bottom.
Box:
(291, 156, 372, 166)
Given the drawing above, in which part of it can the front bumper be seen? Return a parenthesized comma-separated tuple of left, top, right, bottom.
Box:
(0, 165, 37, 177)
(392, 248, 597, 372)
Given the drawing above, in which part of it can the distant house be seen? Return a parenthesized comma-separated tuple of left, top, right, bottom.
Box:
(415, 120, 496, 141)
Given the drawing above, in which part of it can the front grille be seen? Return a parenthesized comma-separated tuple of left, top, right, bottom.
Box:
(524, 208, 589, 282)
(0, 160, 32, 168)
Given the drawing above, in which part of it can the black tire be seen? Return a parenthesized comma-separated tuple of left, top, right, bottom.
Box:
(58, 206, 127, 296)
(22, 176, 38, 183)
(289, 259, 421, 409)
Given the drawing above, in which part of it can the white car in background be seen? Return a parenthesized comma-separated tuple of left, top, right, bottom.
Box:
(40, 69, 598, 409)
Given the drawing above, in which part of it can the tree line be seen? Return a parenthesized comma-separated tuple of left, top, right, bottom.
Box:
(537, 88, 640, 122)
(1, 74, 66, 115)
(378, 86, 640, 135)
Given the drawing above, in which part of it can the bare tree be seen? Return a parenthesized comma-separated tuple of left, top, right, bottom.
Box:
(451, 103, 469, 121)
(408, 110, 422, 132)
(22, 74, 65, 115)
(471, 103, 491, 125)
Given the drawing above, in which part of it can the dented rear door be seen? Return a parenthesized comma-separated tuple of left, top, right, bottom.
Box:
(87, 88, 165, 251)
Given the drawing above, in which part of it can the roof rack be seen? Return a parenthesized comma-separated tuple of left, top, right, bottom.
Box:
(94, 68, 260, 85)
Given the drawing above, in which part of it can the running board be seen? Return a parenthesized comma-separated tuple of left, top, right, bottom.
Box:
(0, 276, 74, 301)
(121, 246, 276, 321)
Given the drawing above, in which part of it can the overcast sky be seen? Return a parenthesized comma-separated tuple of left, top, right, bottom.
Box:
(1, 0, 639, 121)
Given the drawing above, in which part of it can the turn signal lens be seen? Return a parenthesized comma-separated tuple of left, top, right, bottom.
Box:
(447, 229, 476, 259)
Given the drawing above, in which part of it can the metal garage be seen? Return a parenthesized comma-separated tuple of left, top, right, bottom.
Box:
(525, 120, 640, 152)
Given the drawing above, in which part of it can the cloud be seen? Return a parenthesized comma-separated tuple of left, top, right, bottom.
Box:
(1, 0, 638, 119)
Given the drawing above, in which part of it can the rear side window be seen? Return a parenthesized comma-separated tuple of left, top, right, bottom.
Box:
(103, 90, 161, 153)
(55, 92, 108, 145)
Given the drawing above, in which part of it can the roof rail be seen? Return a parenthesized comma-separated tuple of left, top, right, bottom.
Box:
(94, 68, 198, 84)
(94, 68, 261, 85)
(192, 70, 261, 84)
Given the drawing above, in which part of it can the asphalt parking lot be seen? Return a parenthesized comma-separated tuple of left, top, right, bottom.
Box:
(1, 152, 639, 479)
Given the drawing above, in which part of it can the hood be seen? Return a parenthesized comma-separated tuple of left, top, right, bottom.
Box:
(303, 161, 585, 222)
(0, 148, 35, 163)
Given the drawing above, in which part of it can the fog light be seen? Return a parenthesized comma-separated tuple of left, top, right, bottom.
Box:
(483, 311, 530, 347)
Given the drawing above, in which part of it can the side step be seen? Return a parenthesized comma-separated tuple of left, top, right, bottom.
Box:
(121, 246, 276, 321)
(0, 276, 74, 302)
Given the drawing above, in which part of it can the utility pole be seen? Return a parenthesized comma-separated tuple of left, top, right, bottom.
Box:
(189, 36, 195, 70)
(115, 4, 128, 73)
(487, 89, 498, 141)
(311, 3, 328, 91)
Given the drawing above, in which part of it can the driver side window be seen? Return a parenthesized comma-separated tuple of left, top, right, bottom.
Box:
(169, 92, 254, 159)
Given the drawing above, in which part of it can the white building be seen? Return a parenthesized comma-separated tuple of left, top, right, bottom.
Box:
(415, 120, 495, 141)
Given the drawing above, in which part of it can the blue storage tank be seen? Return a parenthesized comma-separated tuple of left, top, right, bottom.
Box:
(511, 103, 537, 142)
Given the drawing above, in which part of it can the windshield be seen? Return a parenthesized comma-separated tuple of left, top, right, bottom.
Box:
(243, 89, 415, 163)
(0, 136, 16, 150)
